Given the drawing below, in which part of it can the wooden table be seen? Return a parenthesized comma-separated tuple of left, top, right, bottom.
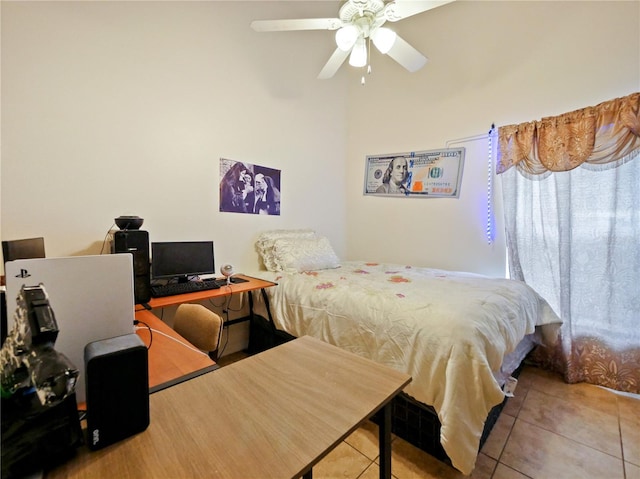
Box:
(47, 336, 411, 479)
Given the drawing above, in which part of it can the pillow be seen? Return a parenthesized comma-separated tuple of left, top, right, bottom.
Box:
(271, 236, 340, 273)
(256, 229, 317, 271)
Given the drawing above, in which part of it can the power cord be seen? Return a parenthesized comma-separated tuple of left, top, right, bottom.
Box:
(133, 319, 153, 349)
(208, 288, 245, 314)
(217, 310, 230, 358)
(214, 311, 225, 359)
(209, 289, 248, 358)
(134, 325, 210, 358)
(99, 223, 116, 254)
(226, 290, 246, 313)
(210, 294, 233, 357)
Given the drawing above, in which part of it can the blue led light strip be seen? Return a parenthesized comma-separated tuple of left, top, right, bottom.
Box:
(486, 124, 496, 245)
(445, 126, 498, 245)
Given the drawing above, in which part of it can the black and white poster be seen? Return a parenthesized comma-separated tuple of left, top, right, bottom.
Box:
(219, 158, 281, 215)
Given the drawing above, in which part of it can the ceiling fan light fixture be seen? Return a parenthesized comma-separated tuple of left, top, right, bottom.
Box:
(335, 25, 359, 51)
(372, 27, 397, 54)
(349, 37, 367, 67)
(251, 0, 456, 79)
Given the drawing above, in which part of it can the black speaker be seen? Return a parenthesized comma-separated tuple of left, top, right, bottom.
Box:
(84, 334, 149, 450)
(112, 230, 151, 304)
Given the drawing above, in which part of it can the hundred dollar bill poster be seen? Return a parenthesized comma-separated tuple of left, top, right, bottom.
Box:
(364, 148, 465, 198)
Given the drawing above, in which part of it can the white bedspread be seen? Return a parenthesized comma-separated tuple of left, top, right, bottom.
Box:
(248, 261, 562, 475)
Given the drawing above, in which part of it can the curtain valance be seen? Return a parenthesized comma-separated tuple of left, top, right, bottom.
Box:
(497, 92, 640, 175)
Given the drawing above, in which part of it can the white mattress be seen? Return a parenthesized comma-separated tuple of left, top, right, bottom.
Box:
(247, 261, 562, 475)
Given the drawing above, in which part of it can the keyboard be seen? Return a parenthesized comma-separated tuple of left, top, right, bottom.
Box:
(150, 280, 220, 298)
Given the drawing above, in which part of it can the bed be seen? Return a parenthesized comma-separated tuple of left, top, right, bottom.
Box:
(245, 230, 562, 475)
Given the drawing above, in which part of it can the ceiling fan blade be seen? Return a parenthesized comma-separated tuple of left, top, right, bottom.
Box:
(250, 18, 342, 32)
(385, 34, 428, 72)
(384, 0, 455, 22)
(317, 48, 351, 79)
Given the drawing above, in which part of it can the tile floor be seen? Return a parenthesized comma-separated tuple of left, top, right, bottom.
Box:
(217, 353, 640, 479)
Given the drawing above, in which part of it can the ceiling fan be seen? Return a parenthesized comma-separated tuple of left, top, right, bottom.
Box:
(250, 0, 455, 80)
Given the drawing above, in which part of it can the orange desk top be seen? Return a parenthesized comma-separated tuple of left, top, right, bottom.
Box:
(136, 274, 276, 311)
(135, 309, 217, 391)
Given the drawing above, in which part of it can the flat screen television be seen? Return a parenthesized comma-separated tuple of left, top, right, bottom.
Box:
(2, 237, 46, 264)
(151, 241, 215, 282)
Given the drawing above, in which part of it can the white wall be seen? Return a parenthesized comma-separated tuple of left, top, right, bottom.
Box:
(345, 0, 639, 276)
(2, 1, 639, 280)
(1, 1, 348, 275)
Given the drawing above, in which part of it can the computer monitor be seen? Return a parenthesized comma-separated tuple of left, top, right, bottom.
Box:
(151, 241, 215, 282)
(2, 237, 45, 263)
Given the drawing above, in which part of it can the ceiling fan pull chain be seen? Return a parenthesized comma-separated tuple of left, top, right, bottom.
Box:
(362, 37, 372, 85)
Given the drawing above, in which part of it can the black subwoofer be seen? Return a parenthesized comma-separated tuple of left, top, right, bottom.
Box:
(84, 334, 149, 450)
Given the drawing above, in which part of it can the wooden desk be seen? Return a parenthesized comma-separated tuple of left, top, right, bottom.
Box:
(135, 274, 276, 390)
(47, 336, 411, 479)
(136, 274, 277, 360)
(137, 274, 277, 311)
(134, 309, 217, 392)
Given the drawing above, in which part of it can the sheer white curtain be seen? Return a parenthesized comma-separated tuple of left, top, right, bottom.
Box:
(499, 93, 640, 393)
(501, 159, 639, 393)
